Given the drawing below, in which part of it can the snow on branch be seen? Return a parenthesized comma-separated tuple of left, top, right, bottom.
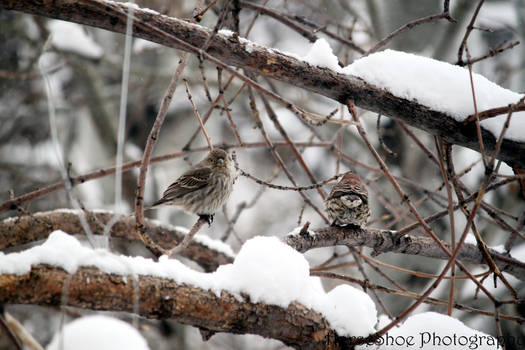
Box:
(0, 231, 379, 348)
(0, 265, 346, 349)
(2, 0, 525, 169)
(0, 210, 233, 272)
(2, 209, 525, 281)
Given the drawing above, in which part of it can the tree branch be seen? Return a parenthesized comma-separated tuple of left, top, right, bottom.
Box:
(2, 0, 524, 168)
(0, 265, 349, 350)
(0, 210, 233, 272)
(2, 209, 524, 281)
(284, 226, 525, 281)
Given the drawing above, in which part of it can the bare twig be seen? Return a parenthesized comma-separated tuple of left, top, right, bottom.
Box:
(167, 216, 208, 256)
(366, 10, 455, 55)
(457, 0, 486, 65)
(239, 168, 339, 191)
(466, 46, 488, 168)
(184, 79, 213, 151)
(247, 87, 328, 222)
(2, 312, 44, 350)
(0, 314, 23, 350)
(434, 137, 456, 315)
(134, 53, 190, 231)
(463, 96, 525, 124)
(311, 271, 522, 323)
(462, 40, 520, 66)
(376, 114, 397, 157)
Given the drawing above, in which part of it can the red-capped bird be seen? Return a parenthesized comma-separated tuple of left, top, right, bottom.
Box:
(324, 172, 370, 228)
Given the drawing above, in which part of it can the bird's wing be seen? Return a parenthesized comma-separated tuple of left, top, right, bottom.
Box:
(152, 167, 211, 206)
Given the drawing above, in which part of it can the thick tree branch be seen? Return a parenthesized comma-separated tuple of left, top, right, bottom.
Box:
(2, 0, 524, 168)
(0, 210, 233, 272)
(284, 226, 525, 281)
(0, 265, 350, 350)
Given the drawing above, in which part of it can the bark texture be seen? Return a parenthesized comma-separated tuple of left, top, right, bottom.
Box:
(0, 210, 233, 272)
(0, 265, 354, 349)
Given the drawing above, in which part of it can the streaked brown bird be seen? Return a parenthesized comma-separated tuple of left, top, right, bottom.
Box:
(150, 148, 235, 224)
(324, 172, 370, 228)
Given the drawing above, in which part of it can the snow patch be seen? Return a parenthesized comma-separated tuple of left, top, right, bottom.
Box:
(48, 20, 103, 59)
(290, 39, 525, 142)
(303, 38, 340, 71)
(343, 49, 525, 142)
(47, 315, 149, 350)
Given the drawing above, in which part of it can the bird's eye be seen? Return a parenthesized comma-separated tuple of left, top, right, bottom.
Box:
(217, 157, 224, 164)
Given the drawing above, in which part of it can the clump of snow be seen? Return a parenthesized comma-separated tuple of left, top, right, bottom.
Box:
(287, 225, 315, 236)
(47, 20, 103, 59)
(323, 284, 378, 337)
(357, 312, 500, 349)
(47, 315, 149, 350)
(0, 231, 376, 337)
(219, 29, 234, 37)
(218, 29, 263, 55)
(342, 49, 525, 142)
(119, 1, 159, 15)
(192, 234, 235, 258)
(303, 38, 340, 71)
(133, 38, 162, 53)
(293, 39, 525, 142)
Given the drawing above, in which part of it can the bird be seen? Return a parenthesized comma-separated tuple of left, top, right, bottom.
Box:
(149, 148, 236, 224)
(324, 171, 370, 228)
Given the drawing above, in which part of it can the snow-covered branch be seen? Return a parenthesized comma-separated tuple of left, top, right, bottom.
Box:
(0, 265, 349, 350)
(0, 210, 233, 272)
(3, 0, 525, 169)
(3, 209, 524, 281)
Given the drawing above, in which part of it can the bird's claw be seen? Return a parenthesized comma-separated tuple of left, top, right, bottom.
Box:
(199, 214, 214, 226)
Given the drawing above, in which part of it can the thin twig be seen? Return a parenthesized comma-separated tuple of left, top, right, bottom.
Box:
(260, 95, 327, 199)
(182, 74, 237, 151)
(366, 10, 455, 55)
(376, 114, 397, 157)
(134, 53, 190, 231)
(463, 40, 520, 66)
(168, 216, 208, 256)
(311, 271, 523, 323)
(463, 96, 525, 124)
(0, 315, 23, 350)
(434, 137, 456, 315)
(238, 168, 339, 191)
(220, 94, 243, 145)
(184, 79, 213, 151)
(466, 46, 488, 168)
(247, 87, 329, 222)
(457, 0, 486, 65)
(2, 312, 44, 350)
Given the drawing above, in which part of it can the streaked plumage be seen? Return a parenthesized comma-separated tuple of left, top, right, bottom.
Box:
(324, 172, 370, 228)
(151, 149, 235, 218)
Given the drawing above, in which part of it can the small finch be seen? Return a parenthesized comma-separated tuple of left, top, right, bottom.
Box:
(324, 172, 370, 228)
(150, 148, 236, 223)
